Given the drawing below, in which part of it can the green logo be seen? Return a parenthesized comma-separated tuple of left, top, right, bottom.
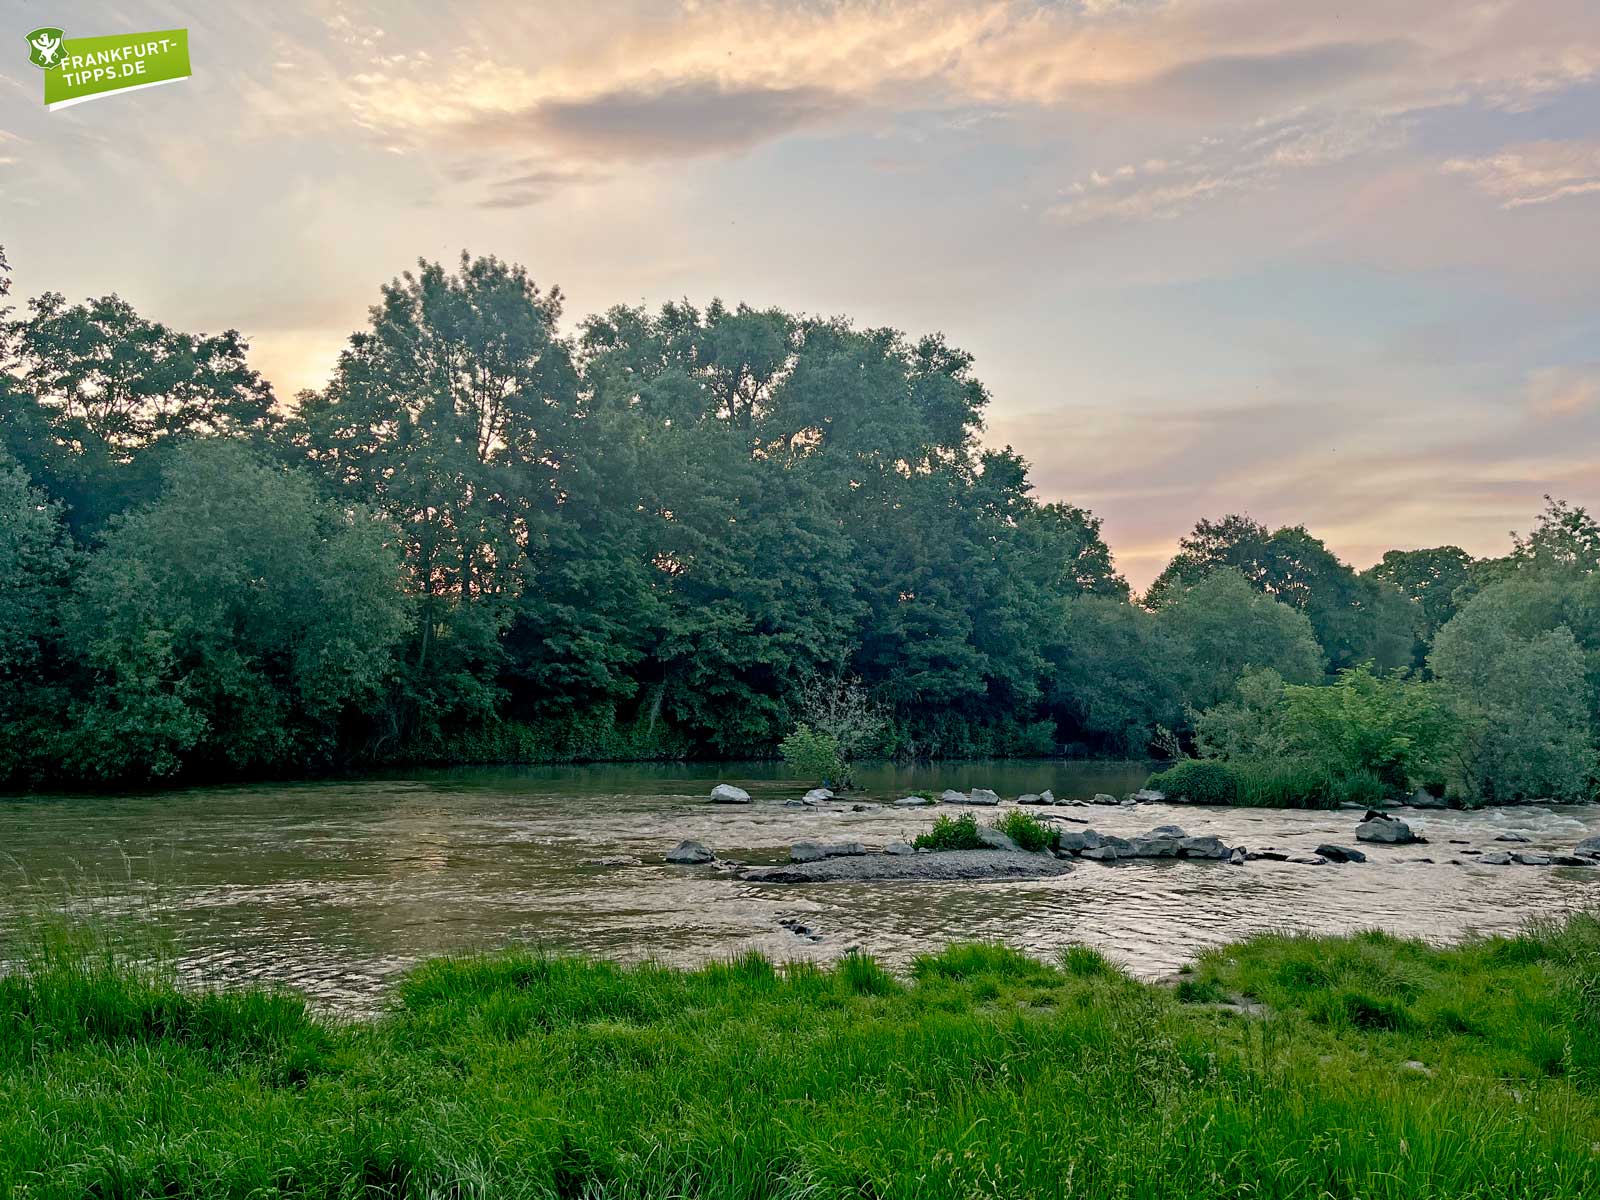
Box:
(26, 26, 191, 110)
(25, 27, 66, 69)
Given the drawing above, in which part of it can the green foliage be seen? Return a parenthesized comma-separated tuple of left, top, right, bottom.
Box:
(1431, 588, 1596, 804)
(8, 919, 1600, 1196)
(912, 811, 984, 851)
(778, 723, 844, 787)
(1147, 759, 1238, 804)
(1157, 568, 1324, 709)
(990, 807, 1059, 852)
(1228, 762, 1386, 810)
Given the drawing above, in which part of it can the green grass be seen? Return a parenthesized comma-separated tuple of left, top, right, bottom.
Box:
(912, 810, 984, 850)
(5, 916, 1600, 1197)
(1149, 759, 1389, 809)
(990, 807, 1060, 852)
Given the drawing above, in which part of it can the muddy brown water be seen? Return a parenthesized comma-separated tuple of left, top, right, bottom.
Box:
(3, 761, 1598, 1010)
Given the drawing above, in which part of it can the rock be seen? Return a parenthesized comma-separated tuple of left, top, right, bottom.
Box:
(744, 849, 1073, 883)
(1287, 854, 1329, 866)
(802, 788, 833, 804)
(826, 841, 868, 857)
(1576, 835, 1600, 857)
(1055, 828, 1105, 855)
(1552, 854, 1595, 867)
(1409, 788, 1447, 809)
(1228, 847, 1247, 866)
(1460, 848, 1482, 855)
(783, 800, 805, 807)
(790, 841, 827, 863)
(1017, 793, 1044, 805)
(941, 789, 973, 804)
(1246, 849, 1291, 862)
(894, 795, 934, 807)
(1178, 835, 1232, 859)
(1315, 844, 1367, 864)
(884, 841, 915, 856)
(710, 784, 751, 804)
(1512, 851, 1553, 866)
(976, 826, 1022, 852)
(1494, 832, 1530, 843)
(1357, 814, 1420, 845)
(1090, 793, 1121, 805)
(1480, 851, 1514, 865)
(1079, 845, 1121, 861)
(967, 788, 1002, 806)
(581, 854, 641, 867)
(666, 840, 715, 864)
(1040, 790, 1056, 805)
(1131, 788, 1166, 803)
(1127, 834, 1183, 857)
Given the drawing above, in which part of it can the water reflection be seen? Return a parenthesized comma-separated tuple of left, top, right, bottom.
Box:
(3, 761, 1597, 1010)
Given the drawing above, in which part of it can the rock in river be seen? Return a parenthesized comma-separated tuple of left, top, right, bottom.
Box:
(1576, 835, 1600, 857)
(1316, 844, 1367, 864)
(791, 841, 867, 862)
(1357, 813, 1421, 845)
(710, 784, 751, 804)
(976, 826, 1023, 852)
(743, 849, 1071, 884)
(666, 840, 715, 864)
(802, 788, 833, 804)
(895, 795, 934, 807)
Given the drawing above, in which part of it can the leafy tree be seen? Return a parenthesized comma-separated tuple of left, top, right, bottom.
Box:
(1510, 496, 1600, 575)
(779, 725, 844, 787)
(1148, 515, 1417, 672)
(63, 442, 409, 780)
(1431, 592, 1595, 804)
(1045, 596, 1181, 755)
(1157, 569, 1324, 710)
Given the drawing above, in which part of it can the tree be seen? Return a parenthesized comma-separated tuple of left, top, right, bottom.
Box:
(1045, 595, 1182, 755)
(1366, 545, 1476, 653)
(1157, 568, 1324, 710)
(63, 442, 409, 780)
(1148, 515, 1418, 673)
(1431, 590, 1595, 804)
(1510, 496, 1600, 575)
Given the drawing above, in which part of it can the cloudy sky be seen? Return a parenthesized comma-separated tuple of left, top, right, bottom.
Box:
(4, 0, 1599, 587)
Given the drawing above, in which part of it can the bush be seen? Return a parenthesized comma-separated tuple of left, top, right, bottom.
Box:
(1146, 759, 1237, 804)
(778, 723, 844, 787)
(991, 808, 1059, 852)
(913, 812, 984, 851)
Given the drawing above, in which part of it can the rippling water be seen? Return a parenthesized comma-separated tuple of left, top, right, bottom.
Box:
(3, 761, 1598, 1010)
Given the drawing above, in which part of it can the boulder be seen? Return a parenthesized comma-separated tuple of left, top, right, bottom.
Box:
(967, 788, 1002, 806)
(941, 789, 973, 804)
(666, 839, 715, 864)
(1357, 814, 1420, 845)
(894, 795, 934, 807)
(1131, 788, 1166, 803)
(1079, 845, 1121, 861)
(1178, 835, 1232, 859)
(1055, 829, 1105, 855)
(825, 841, 868, 857)
(1246, 849, 1290, 862)
(884, 841, 916, 856)
(1228, 847, 1247, 866)
(710, 784, 751, 804)
(1127, 834, 1183, 857)
(1552, 854, 1595, 867)
(790, 841, 827, 863)
(1409, 788, 1448, 809)
(1480, 851, 1514, 865)
(1315, 844, 1367, 864)
(1576, 835, 1600, 857)
(1090, 793, 1121, 805)
(1016, 793, 1044, 805)
(1512, 851, 1553, 866)
(1040, 789, 1056, 805)
(1287, 854, 1329, 866)
(1494, 831, 1530, 843)
(976, 826, 1022, 852)
(802, 788, 834, 804)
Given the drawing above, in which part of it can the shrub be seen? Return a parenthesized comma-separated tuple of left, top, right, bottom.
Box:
(1146, 759, 1237, 805)
(991, 808, 1059, 852)
(778, 723, 844, 787)
(913, 812, 984, 851)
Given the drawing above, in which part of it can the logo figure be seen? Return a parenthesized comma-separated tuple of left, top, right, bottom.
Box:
(26, 27, 66, 69)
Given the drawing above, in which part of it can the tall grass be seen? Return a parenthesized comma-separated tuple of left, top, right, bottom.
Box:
(4, 916, 1600, 1197)
(1148, 759, 1388, 809)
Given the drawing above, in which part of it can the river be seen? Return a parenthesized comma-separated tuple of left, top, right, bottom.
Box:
(3, 761, 1597, 1010)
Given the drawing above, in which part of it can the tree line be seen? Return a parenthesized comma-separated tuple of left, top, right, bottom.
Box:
(1, 249, 1595, 795)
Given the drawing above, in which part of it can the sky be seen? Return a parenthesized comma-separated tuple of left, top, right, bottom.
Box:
(3, 0, 1599, 589)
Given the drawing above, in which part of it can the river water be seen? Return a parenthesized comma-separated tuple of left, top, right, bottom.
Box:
(3, 761, 1598, 1010)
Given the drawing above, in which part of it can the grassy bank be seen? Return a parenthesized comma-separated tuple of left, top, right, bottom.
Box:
(3, 918, 1599, 1198)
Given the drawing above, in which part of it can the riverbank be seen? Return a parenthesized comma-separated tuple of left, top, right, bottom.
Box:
(3, 915, 1599, 1198)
